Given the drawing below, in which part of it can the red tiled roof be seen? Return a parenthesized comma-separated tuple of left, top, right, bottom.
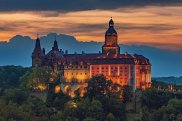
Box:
(63, 53, 150, 65)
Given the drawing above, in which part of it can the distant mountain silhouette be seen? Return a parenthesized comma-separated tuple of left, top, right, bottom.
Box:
(0, 33, 182, 77)
(153, 77, 182, 85)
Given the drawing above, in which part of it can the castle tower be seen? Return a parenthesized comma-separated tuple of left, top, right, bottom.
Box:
(102, 18, 120, 54)
(52, 37, 59, 51)
(32, 37, 44, 67)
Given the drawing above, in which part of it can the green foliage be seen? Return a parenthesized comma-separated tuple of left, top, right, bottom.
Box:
(49, 111, 64, 121)
(106, 112, 116, 121)
(0, 88, 50, 121)
(122, 85, 133, 103)
(152, 80, 168, 89)
(83, 117, 98, 121)
(87, 75, 108, 100)
(141, 106, 150, 121)
(176, 114, 182, 121)
(87, 75, 122, 101)
(86, 100, 104, 121)
(46, 90, 70, 110)
(0, 66, 29, 88)
(141, 89, 174, 110)
(6, 69, 182, 121)
(21, 67, 52, 90)
(2, 88, 28, 104)
(148, 99, 182, 121)
(97, 96, 125, 121)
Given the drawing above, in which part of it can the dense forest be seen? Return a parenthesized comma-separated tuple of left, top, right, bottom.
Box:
(153, 77, 182, 85)
(0, 66, 182, 121)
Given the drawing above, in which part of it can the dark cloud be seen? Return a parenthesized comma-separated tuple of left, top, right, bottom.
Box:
(0, 0, 181, 12)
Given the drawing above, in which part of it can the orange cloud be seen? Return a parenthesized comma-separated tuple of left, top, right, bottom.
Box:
(0, 6, 182, 50)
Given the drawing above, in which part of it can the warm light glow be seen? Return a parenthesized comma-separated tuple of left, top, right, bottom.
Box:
(55, 85, 61, 93)
(64, 69, 90, 83)
(35, 84, 47, 91)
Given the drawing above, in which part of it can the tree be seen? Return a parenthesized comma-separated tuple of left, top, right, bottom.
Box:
(107, 98, 126, 121)
(141, 89, 174, 110)
(147, 99, 182, 121)
(21, 67, 52, 90)
(106, 112, 116, 121)
(176, 114, 182, 121)
(86, 100, 104, 121)
(87, 75, 120, 101)
(141, 107, 150, 121)
(0, 66, 29, 88)
(83, 117, 98, 121)
(122, 85, 133, 103)
(87, 75, 107, 101)
(2, 88, 28, 105)
(49, 111, 64, 121)
(46, 90, 70, 110)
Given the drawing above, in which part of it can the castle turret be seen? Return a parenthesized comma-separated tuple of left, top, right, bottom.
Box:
(52, 36, 59, 51)
(32, 37, 44, 67)
(102, 18, 120, 55)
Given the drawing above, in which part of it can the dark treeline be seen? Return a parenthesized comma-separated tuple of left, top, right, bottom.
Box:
(0, 66, 30, 88)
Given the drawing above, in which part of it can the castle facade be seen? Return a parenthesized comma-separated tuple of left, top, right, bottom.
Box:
(32, 19, 151, 90)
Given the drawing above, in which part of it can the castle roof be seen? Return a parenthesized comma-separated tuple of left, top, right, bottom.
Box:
(63, 53, 150, 65)
(45, 50, 65, 62)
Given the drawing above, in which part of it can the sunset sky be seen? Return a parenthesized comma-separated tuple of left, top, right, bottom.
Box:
(0, 0, 182, 50)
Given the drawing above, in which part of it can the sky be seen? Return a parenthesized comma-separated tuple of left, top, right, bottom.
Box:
(0, 0, 182, 50)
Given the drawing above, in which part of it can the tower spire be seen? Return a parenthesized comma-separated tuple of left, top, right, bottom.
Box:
(53, 36, 59, 51)
(109, 17, 114, 27)
(32, 34, 44, 67)
(34, 36, 42, 52)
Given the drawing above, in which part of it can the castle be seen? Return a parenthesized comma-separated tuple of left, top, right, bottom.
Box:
(32, 18, 151, 90)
